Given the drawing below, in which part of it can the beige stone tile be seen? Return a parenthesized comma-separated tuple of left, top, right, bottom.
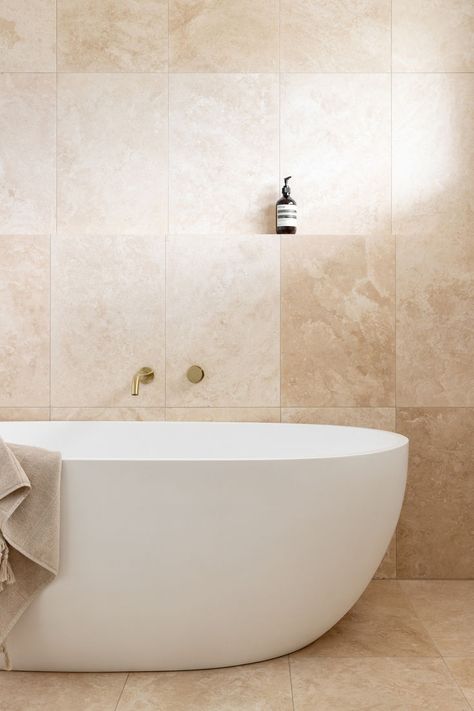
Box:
(166, 235, 280, 407)
(169, 74, 278, 234)
(396, 230, 473, 406)
(281, 407, 395, 429)
(57, 0, 168, 72)
(0, 408, 49, 421)
(57, 74, 168, 235)
(166, 408, 280, 422)
(393, 0, 474, 71)
(52, 408, 165, 421)
(0, 74, 55, 235)
(0, 671, 127, 711)
(289, 657, 470, 711)
(393, 74, 473, 237)
(445, 659, 474, 708)
(396, 409, 474, 579)
(170, 0, 278, 72)
(0, 236, 49, 407)
(281, 234, 395, 407)
(117, 658, 293, 711)
(0, 0, 55, 71)
(51, 234, 165, 407)
(280, 74, 390, 235)
(401, 581, 474, 657)
(281, 0, 390, 72)
(293, 581, 438, 658)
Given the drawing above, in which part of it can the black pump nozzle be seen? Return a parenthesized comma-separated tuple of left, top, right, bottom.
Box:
(282, 176, 292, 197)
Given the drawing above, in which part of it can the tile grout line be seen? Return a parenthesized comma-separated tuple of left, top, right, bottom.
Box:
(439, 657, 474, 709)
(399, 586, 474, 706)
(113, 672, 129, 711)
(287, 655, 296, 711)
(390, 0, 398, 576)
(50, 0, 58, 423)
(278, 0, 282, 423)
(164, 0, 170, 412)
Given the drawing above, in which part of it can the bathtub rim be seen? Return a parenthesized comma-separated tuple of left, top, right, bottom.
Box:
(1, 420, 409, 463)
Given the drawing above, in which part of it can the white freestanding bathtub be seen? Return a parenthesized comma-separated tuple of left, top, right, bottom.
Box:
(0, 421, 408, 672)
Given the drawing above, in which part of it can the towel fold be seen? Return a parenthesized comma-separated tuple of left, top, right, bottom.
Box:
(0, 438, 61, 669)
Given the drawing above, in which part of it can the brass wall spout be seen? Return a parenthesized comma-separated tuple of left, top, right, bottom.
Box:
(131, 367, 155, 396)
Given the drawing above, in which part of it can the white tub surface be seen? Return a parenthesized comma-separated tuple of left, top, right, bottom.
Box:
(1, 421, 408, 672)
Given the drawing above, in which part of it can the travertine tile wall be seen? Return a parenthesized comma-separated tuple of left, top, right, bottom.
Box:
(0, 1, 472, 579)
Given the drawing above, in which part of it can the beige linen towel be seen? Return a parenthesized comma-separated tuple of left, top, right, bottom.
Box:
(0, 438, 61, 670)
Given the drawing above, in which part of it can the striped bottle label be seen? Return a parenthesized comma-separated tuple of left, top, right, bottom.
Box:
(277, 204, 297, 227)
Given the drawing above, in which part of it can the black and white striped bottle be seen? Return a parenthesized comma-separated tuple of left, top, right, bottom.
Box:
(276, 176, 297, 234)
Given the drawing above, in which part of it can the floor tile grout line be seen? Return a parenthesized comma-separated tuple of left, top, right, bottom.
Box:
(287, 655, 296, 711)
(439, 656, 474, 709)
(113, 672, 129, 711)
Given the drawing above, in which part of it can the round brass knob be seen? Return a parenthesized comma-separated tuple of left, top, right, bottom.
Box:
(187, 365, 205, 384)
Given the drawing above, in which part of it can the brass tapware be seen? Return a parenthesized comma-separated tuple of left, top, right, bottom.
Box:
(187, 365, 205, 384)
(131, 367, 155, 396)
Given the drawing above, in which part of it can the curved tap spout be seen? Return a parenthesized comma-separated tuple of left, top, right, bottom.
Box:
(131, 367, 155, 396)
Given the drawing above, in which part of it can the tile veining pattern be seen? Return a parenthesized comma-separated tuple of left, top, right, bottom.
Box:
(1, 581, 474, 709)
(0, 0, 473, 585)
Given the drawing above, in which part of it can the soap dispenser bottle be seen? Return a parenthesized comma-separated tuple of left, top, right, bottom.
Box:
(276, 176, 297, 234)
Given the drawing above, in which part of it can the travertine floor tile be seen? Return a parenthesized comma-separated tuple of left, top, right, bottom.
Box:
(0, 671, 126, 711)
(290, 657, 470, 710)
(293, 581, 438, 658)
(116, 658, 293, 711)
(445, 659, 474, 709)
(400, 581, 474, 657)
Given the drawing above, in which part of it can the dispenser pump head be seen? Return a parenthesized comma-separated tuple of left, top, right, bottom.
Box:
(282, 176, 292, 198)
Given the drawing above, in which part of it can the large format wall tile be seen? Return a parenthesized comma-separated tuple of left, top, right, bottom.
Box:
(57, 0, 168, 72)
(397, 231, 473, 406)
(51, 408, 165, 421)
(169, 74, 278, 234)
(280, 74, 390, 235)
(392, 0, 474, 71)
(0, 236, 50, 407)
(280, 0, 390, 72)
(57, 74, 168, 235)
(0, 74, 55, 234)
(52, 235, 165, 407)
(0, 0, 55, 71)
(396, 408, 474, 579)
(0, 408, 50, 421)
(393, 74, 474, 237)
(169, 0, 278, 72)
(282, 234, 395, 407)
(281, 407, 395, 429)
(166, 408, 281, 422)
(166, 235, 280, 407)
